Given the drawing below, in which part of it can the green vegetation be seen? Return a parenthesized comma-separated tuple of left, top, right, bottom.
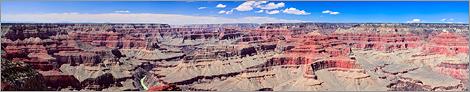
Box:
(1, 58, 47, 91)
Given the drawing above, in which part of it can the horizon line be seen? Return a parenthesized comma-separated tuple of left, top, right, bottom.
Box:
(2, 22, 469, 25)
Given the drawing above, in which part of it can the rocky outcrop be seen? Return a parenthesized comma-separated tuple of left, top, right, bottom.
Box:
(69, 32, 147, 49)
(392, 67, 465, 91)
(80, 73, 118, 91)
(53, 51, 102, 66)
(120, 49, 185, 61)
(434, 62, 468, 80)
(38, 70, 81, 90)
(1, 23, 468, 91)
(310, 57, 359, 72)
(239, 46, 257, 57)
(3, 37, 56, 56)
(425, 32, 468, 56)
(334, 33, 420, 51)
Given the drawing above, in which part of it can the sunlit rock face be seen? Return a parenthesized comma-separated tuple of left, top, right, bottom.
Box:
(69, 32, 148, 49)
(425, 32, 469, 56)
(333, 33, 421, 51)
(1, 23, 468, 91)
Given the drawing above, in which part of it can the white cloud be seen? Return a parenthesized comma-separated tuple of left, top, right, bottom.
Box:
(440, 18, 447, 21)
(216, 4, 226, 8)
(233, 1, 308, 16)
(114, 10, 130, 13)
(218, 10, 227, 14)
(441, 18, 456, 23)
(406, 19, 422, 23)
(283, 8, 310, 15)
(257, 2, 285, 10)
(322, 10, 332, 13)
(198, 7, 207, 10)
(218, 10, 233, 14)
(330, 12, 340, 15)
(226, 10, 234, 14)
(2, 13, 307, 24)
(322, 10, 340, 15)
(254, 1, 268, 6)
(235, 1, 283, 11)
(235, 1, 256, 11)
(266, 10, 280, 14)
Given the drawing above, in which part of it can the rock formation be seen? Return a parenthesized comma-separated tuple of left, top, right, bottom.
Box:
(1, 23, 468, 91)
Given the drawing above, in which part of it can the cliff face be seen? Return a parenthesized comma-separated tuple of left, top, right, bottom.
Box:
(334, 33, 420, 51)
(425, 32, 469, 56)
(1, 23, 468, 91)
(69, 32, 147, 49)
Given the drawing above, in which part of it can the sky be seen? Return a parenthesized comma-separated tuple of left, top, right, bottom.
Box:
(1, 1, 468, 24)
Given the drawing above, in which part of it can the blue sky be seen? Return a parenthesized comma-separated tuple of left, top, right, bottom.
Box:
(2, 1, 468, 24)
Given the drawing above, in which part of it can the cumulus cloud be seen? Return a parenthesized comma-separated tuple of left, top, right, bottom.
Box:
(257, 2, 285, 10)
(198, 7, 207, 10)
(232, 1, 308, 16)
(283, 8, 310, 15)
(2, 13, 307, 24)
(235, 1, 285, 11)
(216, 4, 226, 8)
(218, 10, 233, 14)
(322, 10, 340, 15)
(234, 1, 257, 11)
(406, 19, 422, 23)
(266, 10, 280, 14)
(254, 1, 268, 6)
(114, 10, 130, 13)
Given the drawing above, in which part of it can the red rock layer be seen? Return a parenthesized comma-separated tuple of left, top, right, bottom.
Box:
(247, 57, 312, 69)
(435, 63, 469, 80)
(2, 37, 81, 70)
(3, 37, 53, 56)
(285, 33, 351, 64)
(53, 51, 102, 66)
(425, 32, 468, 56)
(237, 29, 292, 43)
(310, 56, 359, 72)
(333, 33, 420, 51)
(69, 32, 147, 49)
(11, 57, 54, 71)
(39, 70, 81, 89)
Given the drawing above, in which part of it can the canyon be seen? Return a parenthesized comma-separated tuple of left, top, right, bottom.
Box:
(1, 23, 468, 91)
